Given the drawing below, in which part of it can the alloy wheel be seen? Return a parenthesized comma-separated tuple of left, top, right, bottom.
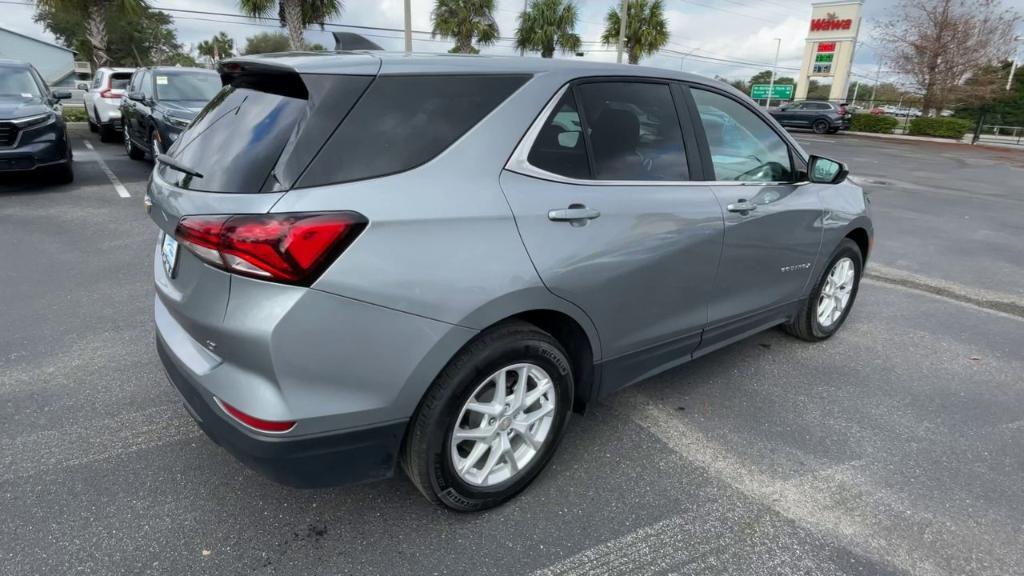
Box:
(151, 134, 161, 159)
(817, 257, 855, 328)
(450, 363, 557, 487)
(124, 133, 132, 155)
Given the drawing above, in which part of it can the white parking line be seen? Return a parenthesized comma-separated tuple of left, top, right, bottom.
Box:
(795, 137, 833, 143)
(83, 140, 130, 198)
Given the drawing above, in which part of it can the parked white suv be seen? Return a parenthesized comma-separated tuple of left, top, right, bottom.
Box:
(84, 67, 134, 141)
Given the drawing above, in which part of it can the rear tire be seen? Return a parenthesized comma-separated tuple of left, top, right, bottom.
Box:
(784, 238, 862, 342)
(812, 119, 829, 134)
(402, 321, 573, 511)
(99, 123, 116, 143)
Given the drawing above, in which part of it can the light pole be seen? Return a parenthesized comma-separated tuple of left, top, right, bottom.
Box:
(765, 38, 781, 108)
(616, 0, 628, 64)
(403, 0, 412, 54)
(1008, 35, 1021, 91)
(869, 59, 882, 108)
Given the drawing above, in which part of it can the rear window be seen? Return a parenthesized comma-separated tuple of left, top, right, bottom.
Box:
(297, 75, 529, 188)
(110, 73, 131, 90)
(159, 86, 307, 192)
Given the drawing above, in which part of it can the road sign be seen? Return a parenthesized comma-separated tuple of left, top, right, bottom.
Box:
(750, 84, 795, 100)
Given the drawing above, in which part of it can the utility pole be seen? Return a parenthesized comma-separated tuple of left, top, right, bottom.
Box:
(766, 38, 781, 109)
(851, 81, 860, 107)
(616, 0, 628, 64)
(404, 0, 412, 54)
(869, 59, 882, 108)
(521, 0, 529, 57)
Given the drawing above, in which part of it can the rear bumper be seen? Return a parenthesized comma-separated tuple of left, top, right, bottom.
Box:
(156, 335, 407, 488)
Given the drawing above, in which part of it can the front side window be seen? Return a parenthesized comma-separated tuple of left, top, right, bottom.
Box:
(577, 82, 688, 181)
(691, 88, 794, 182)
(140, 72, 154, 99)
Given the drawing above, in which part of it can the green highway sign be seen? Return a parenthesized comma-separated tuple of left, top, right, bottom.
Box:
(750, 84, 795, 100)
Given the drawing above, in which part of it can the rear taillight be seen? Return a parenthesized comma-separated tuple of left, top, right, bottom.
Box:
(215, 398, 296, 433)
(174, 212, 367, 285)
(99, 88, 121, 99)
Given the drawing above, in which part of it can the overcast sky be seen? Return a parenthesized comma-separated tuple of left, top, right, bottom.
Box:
(2, 0, 1023, 83)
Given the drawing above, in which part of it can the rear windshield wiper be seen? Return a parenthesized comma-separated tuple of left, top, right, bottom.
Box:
(156, 155, 204, 179)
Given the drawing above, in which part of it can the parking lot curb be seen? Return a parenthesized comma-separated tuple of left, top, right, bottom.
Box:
(841, 131, 967, 145)
(865, 264, 1024, 319)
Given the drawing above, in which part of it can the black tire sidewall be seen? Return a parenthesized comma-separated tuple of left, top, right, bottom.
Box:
(810, 240, 862, 338)
(813, 119, 829, 134)
(425, 335, 573, 511)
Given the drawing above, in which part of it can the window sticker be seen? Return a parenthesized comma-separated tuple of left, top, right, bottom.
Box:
(156, 76, 168, 85)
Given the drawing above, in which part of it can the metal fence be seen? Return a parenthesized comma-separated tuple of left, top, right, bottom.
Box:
(974, 125, 1024, 146)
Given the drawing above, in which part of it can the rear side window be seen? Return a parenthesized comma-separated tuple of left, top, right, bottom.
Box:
(160, 86, 307, 192)
(298, 75, 528, 187)
(527, 90, 589, 179)
(526, 81, 689, 181)
(577, 82, 688, 181)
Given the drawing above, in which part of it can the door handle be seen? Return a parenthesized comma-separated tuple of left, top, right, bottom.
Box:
(726, 200, 757, 213)
(548, 204, 601, 226)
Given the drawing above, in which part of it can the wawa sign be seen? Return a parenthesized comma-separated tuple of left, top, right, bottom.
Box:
(810, 13, 853, 32)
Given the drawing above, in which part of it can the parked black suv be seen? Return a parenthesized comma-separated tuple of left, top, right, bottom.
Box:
(770, 101, 850, 134)
(0, 59, 73, 183)
(121, 66, 221, 161)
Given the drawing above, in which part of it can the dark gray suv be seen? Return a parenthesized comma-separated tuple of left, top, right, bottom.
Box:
(770, 100, 850, 133)
(149, 53, 872, 511)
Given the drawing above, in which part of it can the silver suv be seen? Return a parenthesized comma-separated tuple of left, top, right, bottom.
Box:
(149, 54, 872, 511)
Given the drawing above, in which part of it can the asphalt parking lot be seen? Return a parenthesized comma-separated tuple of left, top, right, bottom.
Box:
(1, 126, 1022, 576)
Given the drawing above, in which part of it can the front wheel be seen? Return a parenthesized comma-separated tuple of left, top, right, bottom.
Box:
(124, 130, 144, 160)
(785, 238, 862, 341)
(401, 321, 573, 511)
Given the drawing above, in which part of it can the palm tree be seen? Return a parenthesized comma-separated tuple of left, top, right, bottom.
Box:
(515, 0, 581, 58)
(238, 0, 343, 52)
(35, 0, 146, 68)
(431, 0, 499, 55)
(601, 0, 669, 65)
(197, 32, 235, 64)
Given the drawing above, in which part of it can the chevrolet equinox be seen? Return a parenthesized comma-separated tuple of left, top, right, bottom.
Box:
(149, 53, 873, 511)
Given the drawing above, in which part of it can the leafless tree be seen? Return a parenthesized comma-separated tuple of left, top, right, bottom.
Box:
(875, 0, 1020, 115)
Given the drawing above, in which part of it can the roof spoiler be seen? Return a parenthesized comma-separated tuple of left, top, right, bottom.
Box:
(217, 60, 308, 99)
(333, 32, 384, 51)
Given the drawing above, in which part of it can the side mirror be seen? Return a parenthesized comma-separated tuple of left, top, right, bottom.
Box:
(808, 155, 848, 185)
(77, 82, 90, 91)
(52, 90, 71, 100)
(127, 91, 145, 102)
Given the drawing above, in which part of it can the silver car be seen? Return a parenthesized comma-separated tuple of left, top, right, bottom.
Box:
(149, 54, 872, 511)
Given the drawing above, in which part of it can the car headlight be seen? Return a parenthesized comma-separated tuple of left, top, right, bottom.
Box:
(166, 116, 191, 129)
(11, 112, 56, 130)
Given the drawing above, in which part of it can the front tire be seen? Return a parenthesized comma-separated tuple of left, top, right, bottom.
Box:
(124, 130, 144, 160)
(785, 238, 862, 341)
(402, 321, 573, 511)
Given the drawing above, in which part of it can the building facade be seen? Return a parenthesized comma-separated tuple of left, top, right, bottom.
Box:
(0, 26, 77, 85)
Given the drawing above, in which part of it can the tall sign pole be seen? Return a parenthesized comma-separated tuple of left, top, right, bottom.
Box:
(616, 0, 628, 64)
(766, 38, 781, 108)
(404, 0, 413, 54)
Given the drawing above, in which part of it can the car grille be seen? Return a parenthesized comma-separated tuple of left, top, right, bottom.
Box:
(0, 122, 19, 147)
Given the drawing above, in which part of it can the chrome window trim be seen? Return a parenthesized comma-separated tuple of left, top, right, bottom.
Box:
(505, 82, 807, 188)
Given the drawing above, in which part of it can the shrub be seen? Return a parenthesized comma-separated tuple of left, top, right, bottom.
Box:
(62, 107, 89, 123)
(907, 117, 973, 139)
(850, 114, 898, 134)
